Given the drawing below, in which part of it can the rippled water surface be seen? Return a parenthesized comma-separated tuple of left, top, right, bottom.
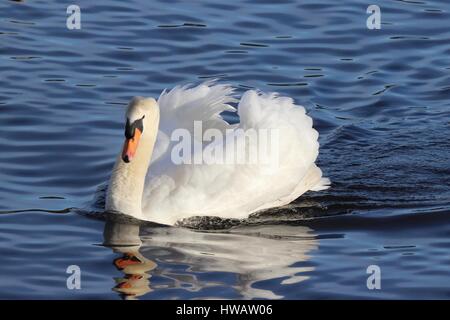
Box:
(1, 0, 449, 299)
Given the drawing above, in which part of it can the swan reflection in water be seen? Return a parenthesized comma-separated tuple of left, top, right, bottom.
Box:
(103, 220, 318, 299)
(103, 222, 156, 299)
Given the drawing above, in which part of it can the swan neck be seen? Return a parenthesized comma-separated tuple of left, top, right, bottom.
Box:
(106, 117, 158, 219)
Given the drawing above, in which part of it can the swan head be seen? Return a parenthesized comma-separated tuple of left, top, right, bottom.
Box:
(122, 97, 159, 163)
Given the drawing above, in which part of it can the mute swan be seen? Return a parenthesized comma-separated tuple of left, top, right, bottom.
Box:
(105, 82, 330, 225)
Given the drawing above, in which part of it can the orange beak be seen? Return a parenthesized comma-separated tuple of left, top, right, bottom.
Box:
(122, 128, 142, 163)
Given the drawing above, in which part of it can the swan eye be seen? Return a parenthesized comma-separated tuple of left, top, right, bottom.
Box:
(124, 116, 145, 139)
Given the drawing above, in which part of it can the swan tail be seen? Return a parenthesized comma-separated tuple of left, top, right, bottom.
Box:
(235, 90, 328, 213)
(310, 177, 331, 192)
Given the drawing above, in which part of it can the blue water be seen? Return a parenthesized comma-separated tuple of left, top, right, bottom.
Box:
(0, 0, 449, 299)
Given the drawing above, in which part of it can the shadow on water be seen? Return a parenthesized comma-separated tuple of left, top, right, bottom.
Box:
(96, 203, 450, 300)
(102, 219, 318, 300)
(75, 182, 450, 299)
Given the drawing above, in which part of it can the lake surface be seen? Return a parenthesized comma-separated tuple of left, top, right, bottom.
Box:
(0, 0, 449, 299)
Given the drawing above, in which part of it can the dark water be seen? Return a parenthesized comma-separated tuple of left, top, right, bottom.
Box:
(0, 0, 449, 299)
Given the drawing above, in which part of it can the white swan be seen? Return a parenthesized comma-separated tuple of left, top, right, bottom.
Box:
(105, 82, 330, 225)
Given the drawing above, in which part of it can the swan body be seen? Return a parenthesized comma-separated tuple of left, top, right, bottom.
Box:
(106, 82, 330, 225)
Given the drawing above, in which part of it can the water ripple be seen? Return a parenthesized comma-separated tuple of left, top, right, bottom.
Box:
(0, 0, 449, 299)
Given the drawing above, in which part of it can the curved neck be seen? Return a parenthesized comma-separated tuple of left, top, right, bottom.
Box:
(106, 116, 159, 219)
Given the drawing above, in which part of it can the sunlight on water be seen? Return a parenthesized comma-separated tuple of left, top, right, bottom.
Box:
(0, 0, 449, 299)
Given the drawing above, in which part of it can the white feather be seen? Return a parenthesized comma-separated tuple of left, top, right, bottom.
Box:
(141, 82, 329, 225)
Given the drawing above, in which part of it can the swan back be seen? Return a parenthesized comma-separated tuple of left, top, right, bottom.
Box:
(140, 82, 329, 225)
